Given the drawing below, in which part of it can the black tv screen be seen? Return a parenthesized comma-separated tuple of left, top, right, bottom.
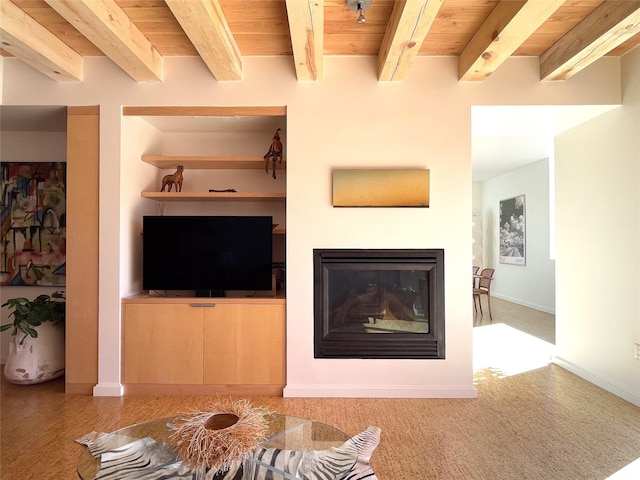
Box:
(143, 216, 273, 296)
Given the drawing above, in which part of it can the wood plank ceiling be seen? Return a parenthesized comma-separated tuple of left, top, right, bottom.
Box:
(1, 0, 639, 83)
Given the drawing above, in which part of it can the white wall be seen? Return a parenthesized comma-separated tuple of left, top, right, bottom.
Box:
(0, 131, 67, 363)
(120, 116, 162, 298)
(554, 47, 640, 406)
(0, 131, 66, 162)
(480, 159, 555, 313)
(472, 182, 484, 266)
(1, 54, 623, 397)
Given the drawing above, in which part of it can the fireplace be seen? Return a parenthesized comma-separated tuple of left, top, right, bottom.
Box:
(313, 249, 445, 359)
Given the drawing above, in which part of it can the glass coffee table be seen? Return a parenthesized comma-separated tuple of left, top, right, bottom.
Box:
(77, 414, 357, 479)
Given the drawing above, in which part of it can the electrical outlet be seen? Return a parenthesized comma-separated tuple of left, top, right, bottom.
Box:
(635, 343, 640, 359)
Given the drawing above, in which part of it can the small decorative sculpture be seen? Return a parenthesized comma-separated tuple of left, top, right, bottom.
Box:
(263, 128, 283, 179)
(161, 165, 184, 192)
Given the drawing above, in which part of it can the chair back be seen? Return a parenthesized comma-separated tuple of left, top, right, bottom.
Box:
(472, 265, 479, 275)
(477, 268, 494, 291)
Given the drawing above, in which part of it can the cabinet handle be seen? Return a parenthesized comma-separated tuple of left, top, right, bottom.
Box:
(189, 303, 216, 308)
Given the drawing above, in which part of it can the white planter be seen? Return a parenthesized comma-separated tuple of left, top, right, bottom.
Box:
(3, 321, 65, 385)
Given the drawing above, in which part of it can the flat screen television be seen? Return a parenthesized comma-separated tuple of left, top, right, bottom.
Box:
(142, 216, 273, 297)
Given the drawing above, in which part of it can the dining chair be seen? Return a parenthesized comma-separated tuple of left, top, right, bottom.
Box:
(473, 268, 495, 321)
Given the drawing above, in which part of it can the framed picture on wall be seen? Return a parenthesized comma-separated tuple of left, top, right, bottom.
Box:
(0, 162, 67, 286)
(499, 195, 526, 265)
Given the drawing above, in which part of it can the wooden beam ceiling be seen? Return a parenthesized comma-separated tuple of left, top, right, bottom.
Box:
(378, 0, 443, 82)
(44, 0, 163, 82)
(285, 0, 324, 81)
(165, 0, 242, 81)
(0, 0, 83, 81)
(540, 0, 640, 81)
(459, 0, 565, 81)
(2, 0, 639, 84)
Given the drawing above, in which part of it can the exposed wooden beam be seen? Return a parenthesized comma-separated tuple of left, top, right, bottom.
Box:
(540, 0, 640, 81)
(459, 0, 565, 81)
(378, 0, 443, 82)
(0, 0, 82, 81)
(44, 0, 163, 82)
(165, 0, 242, 81)
(285, 0, 324, 81)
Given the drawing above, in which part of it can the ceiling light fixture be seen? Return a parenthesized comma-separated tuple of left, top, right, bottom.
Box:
(347, 0, 371, 24)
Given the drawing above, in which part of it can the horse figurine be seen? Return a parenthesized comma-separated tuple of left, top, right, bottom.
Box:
(160, 165, 184, 192)
(264, 128, 283, 179)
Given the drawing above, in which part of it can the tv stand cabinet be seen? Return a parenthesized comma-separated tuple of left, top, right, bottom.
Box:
(121, 295, 285, 395)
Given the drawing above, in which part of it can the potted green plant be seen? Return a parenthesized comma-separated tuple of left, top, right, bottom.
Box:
(1, 290, 66, 385)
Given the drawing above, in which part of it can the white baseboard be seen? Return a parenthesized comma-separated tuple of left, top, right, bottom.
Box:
(491, 293, 555, 315)
(283, 384, 479, 398)
(93, 382, 124, 397)
(553, 356, 640, 408)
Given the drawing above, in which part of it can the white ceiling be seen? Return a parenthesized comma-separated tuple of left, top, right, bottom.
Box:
(471, 105, 619, 182)
(1, 104, 618, 182)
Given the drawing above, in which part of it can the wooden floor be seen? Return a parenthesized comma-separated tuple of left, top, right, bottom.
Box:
(2, 300, 639, 479)
(474, 295, 556, 344)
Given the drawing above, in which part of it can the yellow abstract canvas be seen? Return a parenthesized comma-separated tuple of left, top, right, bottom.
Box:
(332, 169, 430, 207)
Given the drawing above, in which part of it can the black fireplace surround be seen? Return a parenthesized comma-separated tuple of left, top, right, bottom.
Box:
(313, 249, 445, 359)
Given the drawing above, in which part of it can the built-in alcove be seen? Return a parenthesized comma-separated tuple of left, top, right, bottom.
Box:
(122, 106, 288, 297)
(313, 249, 445, 359)
(0, 105, 100, 394)
(0, 105, 68, 361)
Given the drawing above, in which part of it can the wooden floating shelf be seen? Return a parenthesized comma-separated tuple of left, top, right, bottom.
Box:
(142, 155, 286, 170)
(141, 192, 286, 202)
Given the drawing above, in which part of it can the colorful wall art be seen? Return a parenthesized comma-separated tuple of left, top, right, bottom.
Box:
(0, 162, 66, 286)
